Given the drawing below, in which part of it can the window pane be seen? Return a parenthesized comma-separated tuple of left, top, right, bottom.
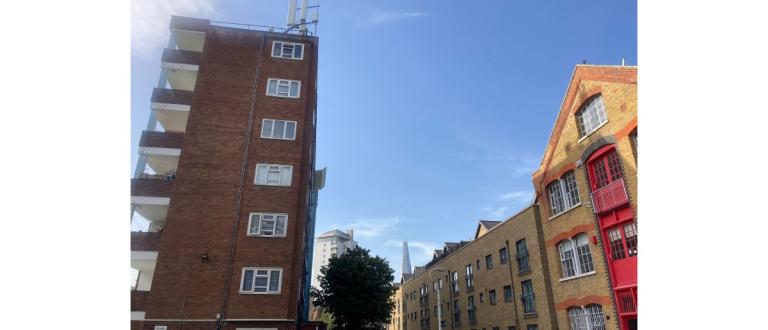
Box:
(563, 171, 580, 206)
(280, 166, 292, 186)
(587, 304, 606, 330)
(268, 80, 277, 95)
(592, 160, 610, 188)
(548, 181, 565, 215)
(606, 151, 623, 182)
(273, 120, 285, 139)
(608, 227, 627, 260)
(254, 276, 268, 289)
(275, 216, 286, 235)
(260, 219, 275, 236)
(278, 82, 289, 95)
(269, 270, 281, 292)
(256, 165, 268, 184)
(267, 170, 280, 184)
(624, 222, 638, 257)
(282, 44, 293, 58)
(242, 269, 254, 291)
(576, 111, 587, 137)
(576, 234, 595, 273)
(261, 120, 273, 138)
(558, 240, 576, 277)
(294, 44, 303, 58)
(249, 214, 261, 235)
(273, 42, 282, 56)
(568, 308, 588, 330)
(285, 122, 296, 140)
(290, 81, 299, 97)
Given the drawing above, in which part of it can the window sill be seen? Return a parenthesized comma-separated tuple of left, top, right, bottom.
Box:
(260, 136, 297, 141)
(523, 312, 537, 319)
(577, 120, 609, 143)
(267, 94, 301, 99)
(558, 271, 597, 282)
(239, 291, 281, 295)
(246, 234, 287, 238)
(548, 202, 582, 221)
(518, 269, 531, 276)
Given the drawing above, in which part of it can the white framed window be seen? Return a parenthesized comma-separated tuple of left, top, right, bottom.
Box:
(261, 119, 297, 140)
(576, 95, 608, 138)
(247, 213, 288, 237)
(254, 164, 292, 186)
(272, 41, 304, 60)
(266, 78, 301, 98)
(548, 171, 581, 217)
(240, 267, 282, 294)
(557, 233, 595, 279)
(567, 304, 605, 330)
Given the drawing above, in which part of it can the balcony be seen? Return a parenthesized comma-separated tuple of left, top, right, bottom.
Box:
(161, 48, 199, 91)
(591, 178, 630, 214)
(131, 290, 150, 311)
(131, 232, 162, 251)
(131, 178, 171, 230)
(170, 16, 208, 52)
(151, 88, 193, 132)
(138, 130, 181, 178)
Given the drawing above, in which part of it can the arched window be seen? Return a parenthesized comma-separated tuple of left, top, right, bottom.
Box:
(547, 171, 580, 217)
(568, 304, 605, 330)
(575, 95, 608, 138)
(557, 233, 595, 278)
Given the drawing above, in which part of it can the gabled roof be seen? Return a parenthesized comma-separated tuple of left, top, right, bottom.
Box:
(474, 220, 502, 239)
(532, 64, 637, 190)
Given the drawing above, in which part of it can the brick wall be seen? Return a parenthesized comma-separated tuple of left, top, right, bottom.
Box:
(139, 131, 184, 149)
(131, 178, 172, 197)
(131, 232, 162, 251)
(143, 20, 319, 325)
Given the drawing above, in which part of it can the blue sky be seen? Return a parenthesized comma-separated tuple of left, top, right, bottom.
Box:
(131, 0, 637, 280)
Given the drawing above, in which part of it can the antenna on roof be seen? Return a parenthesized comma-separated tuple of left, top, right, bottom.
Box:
(286, 0, 320, 35)
(621, 58, 626, 66)
(582, 59, 588, 64)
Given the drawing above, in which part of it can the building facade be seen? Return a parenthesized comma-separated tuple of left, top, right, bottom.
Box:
(311, 229, 358, 289)
(532, 65, 637, 330)
(391, 64, 636, 330)
(130, 16, 323, 330)
(397, 206, 558, 330)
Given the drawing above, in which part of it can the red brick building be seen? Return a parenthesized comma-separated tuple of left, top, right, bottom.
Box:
(130, 16, 324, 330)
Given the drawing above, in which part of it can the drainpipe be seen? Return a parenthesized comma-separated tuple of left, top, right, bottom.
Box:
(216, 35, 266, 330)
(505, 240, 521, 330)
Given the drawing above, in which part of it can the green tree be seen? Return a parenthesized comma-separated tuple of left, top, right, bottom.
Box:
(311, 246, 396, 330)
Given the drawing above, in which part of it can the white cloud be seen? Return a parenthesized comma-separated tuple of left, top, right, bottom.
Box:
(498, 190, 534, 204)
(368, 11, 428, 25)
(132, 0, 218, 58)
(481, 206, 509, 218)
(334, 216, 401, 238)
(345, 10, 429, 26)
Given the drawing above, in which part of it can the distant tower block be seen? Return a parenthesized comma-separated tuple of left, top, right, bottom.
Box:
(401, 240, 413, 280)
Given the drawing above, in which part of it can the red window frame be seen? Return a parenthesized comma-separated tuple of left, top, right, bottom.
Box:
(587, 145, 624, 190)
(606, 220, 638, 261)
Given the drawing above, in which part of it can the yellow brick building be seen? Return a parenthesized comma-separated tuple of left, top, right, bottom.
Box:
(390, 64, 637, 330)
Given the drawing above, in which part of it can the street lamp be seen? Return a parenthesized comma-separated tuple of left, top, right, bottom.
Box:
(429, 267, 449, 330)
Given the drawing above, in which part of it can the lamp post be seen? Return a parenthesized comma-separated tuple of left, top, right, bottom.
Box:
(429, 267, 448, 330)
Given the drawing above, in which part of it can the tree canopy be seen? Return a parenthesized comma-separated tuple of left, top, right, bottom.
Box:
(310, 246, 396, 329)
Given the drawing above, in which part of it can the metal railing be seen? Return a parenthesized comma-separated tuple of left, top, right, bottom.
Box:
(210, 20, 317, 36)
(590, 178, 630, 214)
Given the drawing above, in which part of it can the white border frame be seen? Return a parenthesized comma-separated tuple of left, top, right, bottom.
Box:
(271, 41, 305, 60)
(254, 163, 293, 186)
(265, 78, 301, 99)
(260, 119, 298, 141)
(247, 212, 289, 238)
(239, 267, 283, 294)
